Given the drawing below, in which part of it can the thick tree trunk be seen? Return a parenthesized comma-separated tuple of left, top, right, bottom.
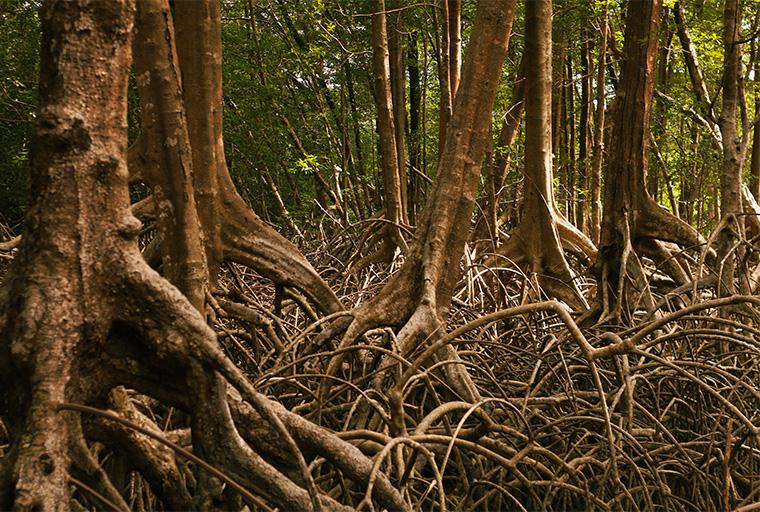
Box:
(173, 1, 224, 284)
(716, 0, 748, 295)
(595, 0, 703, 323)
(0, 2, 137, 508)
(132, 0, 207, 311)
(321, 0, 517, 403)
(172, 0, 342, 314)
(493, 0, 596, 308)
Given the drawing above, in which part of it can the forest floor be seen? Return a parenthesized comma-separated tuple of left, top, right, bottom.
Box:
(2, 219, 760, 511)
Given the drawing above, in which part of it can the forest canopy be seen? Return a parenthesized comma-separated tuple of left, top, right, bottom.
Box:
(1, 0, 760, 510)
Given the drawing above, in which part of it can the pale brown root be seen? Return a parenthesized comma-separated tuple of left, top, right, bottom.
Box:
(393, 302, 480, 402)
(222, 206, 343, 316)
(494, 228, 588, 311)
(84, 389, 194, 511)
(230, 399, 410, 512)
(638, 239, 691, 286)
(69, 431, 130, 512)
(0, 236, 21, 252)
(555, 216, 598, 264)
(638, 198, 705, 250)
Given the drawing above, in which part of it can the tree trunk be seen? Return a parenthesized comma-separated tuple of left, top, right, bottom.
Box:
(0, 2, 137, 507)
(473, 57, 525, 242)
(716, 0, 748, 295)
(674, 2, 717, 125)
(595, 0, 703, 323)
(172, 0, 342, 314)
(408, 32, 422, 224)
(577, 25, 593, 234)
(389, 5, 408, 225)
(436, 0, 452, 157)
(132, 0, 207, 311)
(590, 3, 608, 244)
(751, 102, 760, 201)
(370, 0, 407, 256)
(321, 0, 517, 403)
(447, 0, 462, 99)
(493, 0, 597, 308)
(564, 54, 577, 222)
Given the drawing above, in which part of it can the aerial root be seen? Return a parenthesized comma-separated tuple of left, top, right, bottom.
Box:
(85, 389, 194, 510)
(68, 427, 130, 512)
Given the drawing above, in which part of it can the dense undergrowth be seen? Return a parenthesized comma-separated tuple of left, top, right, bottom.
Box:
(2, 218, 760, 511)
(211, 218, 760, 511)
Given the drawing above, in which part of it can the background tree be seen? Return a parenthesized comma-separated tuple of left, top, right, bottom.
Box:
(321, 0, 517, 402)
(492, 0, 596, 308)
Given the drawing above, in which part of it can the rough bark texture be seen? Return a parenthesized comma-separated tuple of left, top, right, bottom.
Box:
(388, 4, 408, 224)
(716, 0, 748, 295)
(447, 0, 462, 99)
(132, 0, 207, 311)
(493, 0, 596, 308)
(590, 4, 608, 245)
(0, 2, 137, 508)
(577, 24, 593, 234)
(321, 0, 517, 403)
(595, 0, 703, 322)
(408, 32, 422, 223)
(0, 1, 404, 510)
(437, 0, 452, 157)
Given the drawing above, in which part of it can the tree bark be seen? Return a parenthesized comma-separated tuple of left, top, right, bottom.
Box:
(370, 0, 407, 256)
(132, 0, 207, 311)
(716, 0, 749, 295)
(751, 100, 760, 201)
(321, 0, 517, 403)
(493, 0, 597, 308)
(408, 32, 422, 224)
(172, 0, 342, 314)
(674, 2, 717, 125)
(577, 25, 593, 234)
(388, 4, 408, 225)
(447, 0, 462, 99)
(0, 2, 137, 507)
(590, 4, 608, 245)
(436, 0, 452, 157)
(595, 0, 703, 323)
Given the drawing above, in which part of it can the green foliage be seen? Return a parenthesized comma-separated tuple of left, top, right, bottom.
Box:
(0, 0, 39, 225)
(1, 0, 757, 238)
